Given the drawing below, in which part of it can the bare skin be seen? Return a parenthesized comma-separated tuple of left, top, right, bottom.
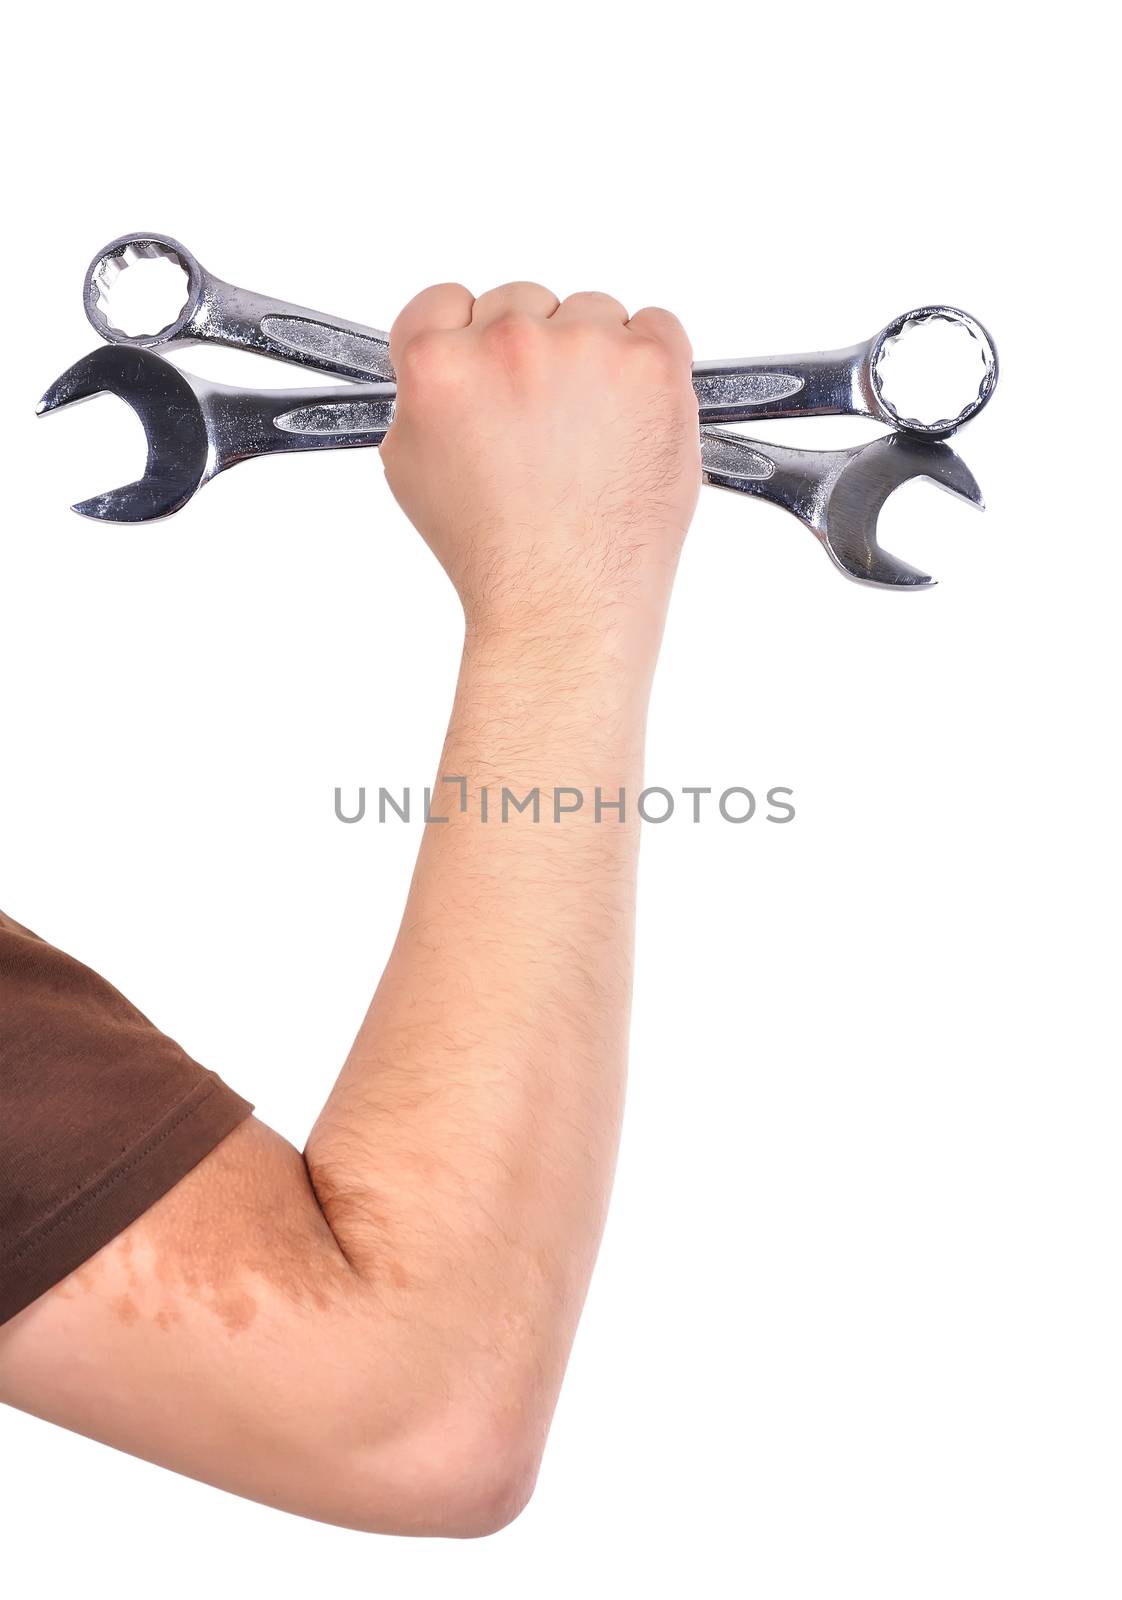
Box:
(0, 281, 700, 1536)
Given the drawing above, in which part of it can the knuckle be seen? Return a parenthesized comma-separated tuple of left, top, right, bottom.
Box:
(634, 307, 692, 357)
(631, 333, 680, 377)
(481, 309, 544, 357)
(555, 317, 605, 351)
(396, 329, 461, 385)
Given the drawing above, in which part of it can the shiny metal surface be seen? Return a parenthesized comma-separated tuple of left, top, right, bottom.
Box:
(84, 233, 395, 381)
(700, 427, 984, 588)
(85, 236, 997, 437)
(37, 347, 395, 521)
(695, 306, 998, 438)
(37, 348, 984, 586)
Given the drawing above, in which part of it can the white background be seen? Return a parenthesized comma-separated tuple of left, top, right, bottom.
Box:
(1, 4, 1117, 1596)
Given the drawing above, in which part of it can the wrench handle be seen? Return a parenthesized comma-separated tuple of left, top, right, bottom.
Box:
(692, 344, 873, 424)
(209, 392, 838, 539)
(189, 278, 395, 381)
(191, 299, 872, 423)
(198, 311, 870, 421)
(206, 384, 395, 475)
(699, 427, 846, 533)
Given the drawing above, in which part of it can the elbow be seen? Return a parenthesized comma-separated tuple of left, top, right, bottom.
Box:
(414, 1422, 540, 1539)
(433, 1455, 538, 1540)
(345, 1403, 545, 1539)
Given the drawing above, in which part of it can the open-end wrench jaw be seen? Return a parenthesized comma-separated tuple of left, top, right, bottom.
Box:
(37, 346, 398, 523)
(37, 346, 210, 522)
(824, 433, 984, 586)
(700, 427, 984, 588)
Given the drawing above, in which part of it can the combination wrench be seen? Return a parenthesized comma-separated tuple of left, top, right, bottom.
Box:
(84, 233, 998, 439)
(37, 346, 983, 587)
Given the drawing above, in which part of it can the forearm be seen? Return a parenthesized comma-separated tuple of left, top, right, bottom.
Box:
(306, 621, 655, 1443)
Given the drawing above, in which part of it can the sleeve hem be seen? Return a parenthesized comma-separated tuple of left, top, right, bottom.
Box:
(0, 1075, 254, 1327)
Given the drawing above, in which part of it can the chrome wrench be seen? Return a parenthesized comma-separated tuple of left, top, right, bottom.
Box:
(37, 347, 983, 586)
(84, 234, 998, 438)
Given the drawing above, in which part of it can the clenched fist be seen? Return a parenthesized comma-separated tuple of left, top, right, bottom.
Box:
(379, 281, 700, 654)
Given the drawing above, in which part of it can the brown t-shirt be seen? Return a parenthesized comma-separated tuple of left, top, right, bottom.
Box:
(0, 909, 253, 1326)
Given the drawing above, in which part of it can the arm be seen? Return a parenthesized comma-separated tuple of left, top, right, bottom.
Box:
(0, 281, 700, 1535)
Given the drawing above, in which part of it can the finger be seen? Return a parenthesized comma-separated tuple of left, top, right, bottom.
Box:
(470, 281, 560, 325)
(551, 290, 630, 327)
(389, 282, 475, 370)
(626, 305, 694, 362)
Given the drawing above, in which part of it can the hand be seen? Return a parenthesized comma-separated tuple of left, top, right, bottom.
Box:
(379, 281, 701, 652)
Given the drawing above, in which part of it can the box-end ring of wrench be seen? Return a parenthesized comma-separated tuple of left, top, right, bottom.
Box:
(84, 233, 998, 439)
(37, 347, 984, 587)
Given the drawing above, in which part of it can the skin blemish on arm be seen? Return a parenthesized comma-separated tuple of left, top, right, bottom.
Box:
(113, 1295, 139, 1325)
(211, 1290, 258, 1334)
(49, 1118, 364, 1338)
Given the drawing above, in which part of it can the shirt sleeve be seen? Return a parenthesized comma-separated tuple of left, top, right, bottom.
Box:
(0, 909, 254, 1326)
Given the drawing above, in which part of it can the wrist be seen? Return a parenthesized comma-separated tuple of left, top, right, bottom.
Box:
(453, 623, 653, 783)
(464, 580, 669, 676)
(463, 615, 657, 718)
